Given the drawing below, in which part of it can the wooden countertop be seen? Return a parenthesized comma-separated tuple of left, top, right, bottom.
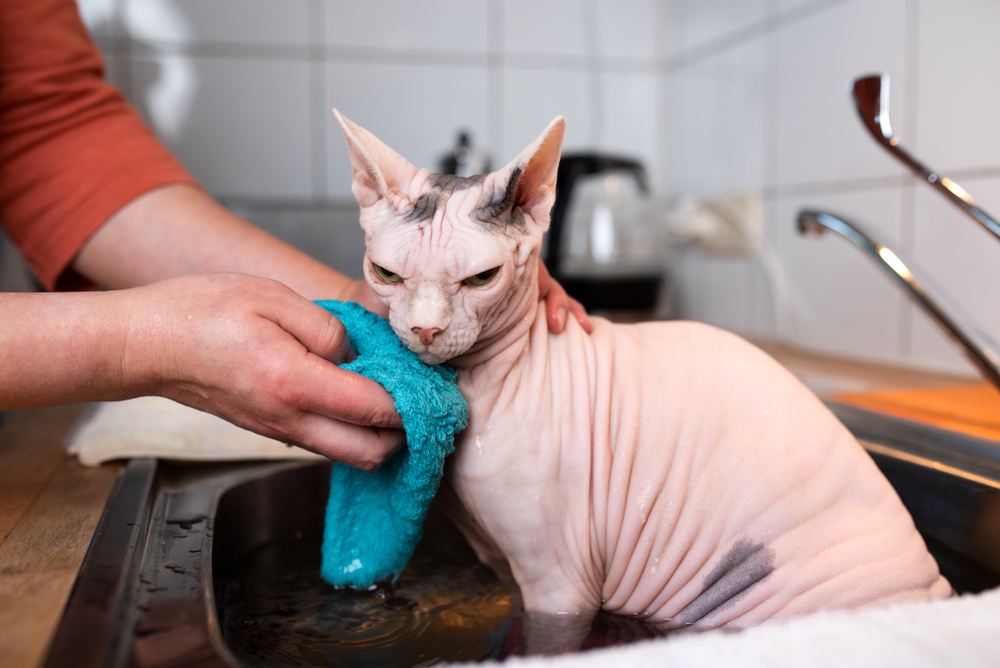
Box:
(0, 405, 121, 668)
(753, 341, 977, 396)
(0, 342, 981, 667)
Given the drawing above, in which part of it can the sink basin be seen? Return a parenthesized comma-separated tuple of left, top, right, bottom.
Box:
(828, 402, 1000, 593)
(44, 408, 1000, 667)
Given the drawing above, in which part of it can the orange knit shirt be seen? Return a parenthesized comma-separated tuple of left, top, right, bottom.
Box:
(0, 0, 196, 290)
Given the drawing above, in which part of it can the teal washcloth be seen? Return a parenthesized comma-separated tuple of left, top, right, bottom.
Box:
(315, 300, 469, 588)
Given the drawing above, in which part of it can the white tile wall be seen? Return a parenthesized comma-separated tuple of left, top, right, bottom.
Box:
(72, 0, 1000, 376)
(667, 0, 1000, 376)
(326, 0, 489, 53)
(326, 62, 490, 198)
(599, 72, 660, 170)
(700, 256, 757, 334)
(76, 0, 662, 284)
(778, 0, 829, 12)
(78, 0, 662, 196)
(668, 36, 766, 195)
(664, 0, 770, 56)
(908, 179, 1000, 374)
(775, 188, 907, 363)
(915, 0, 1000, 171)
(76, 0, 116, 39)
(503, 0, 588, 57)
(595, 0, 660, 60)
(126, 0, 311, 46)
(775, 0, 910, 187)
(143, 55, 314, 199)
(503, 68, 592, 159)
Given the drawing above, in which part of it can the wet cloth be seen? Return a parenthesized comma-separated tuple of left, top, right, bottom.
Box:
(317, 300, 469, 588)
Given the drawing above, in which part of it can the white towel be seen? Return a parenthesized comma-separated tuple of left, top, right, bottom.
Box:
(489, 587, 1000, 668)
(66, 396, 323, 466)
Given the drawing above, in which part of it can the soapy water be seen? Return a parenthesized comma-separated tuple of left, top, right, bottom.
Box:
(219, 511, 667, 667)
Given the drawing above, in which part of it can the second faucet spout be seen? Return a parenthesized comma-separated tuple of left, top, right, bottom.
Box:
(797, 209, 1000, 392)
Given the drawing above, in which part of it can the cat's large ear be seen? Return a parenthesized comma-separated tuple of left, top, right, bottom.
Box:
(333, 109, 418, 211)
(497, 116, 566, 232)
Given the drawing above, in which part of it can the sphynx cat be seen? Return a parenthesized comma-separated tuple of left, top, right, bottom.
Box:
(333, 110, 951, 652)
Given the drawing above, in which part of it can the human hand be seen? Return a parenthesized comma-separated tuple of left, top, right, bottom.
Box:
(538, 262, 593, 334)
(120, 273, 404, 470)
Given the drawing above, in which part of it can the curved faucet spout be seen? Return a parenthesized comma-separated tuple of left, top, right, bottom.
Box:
(797, 209, 1000, 392)
(850, 74, 1000, 243)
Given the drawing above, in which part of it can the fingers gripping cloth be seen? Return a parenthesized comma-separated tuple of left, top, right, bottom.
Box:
(315, 301, 469, 588)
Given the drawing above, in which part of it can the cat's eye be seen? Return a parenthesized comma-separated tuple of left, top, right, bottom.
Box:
(371, 262, 402, 284)
(465, 267, 500, 287)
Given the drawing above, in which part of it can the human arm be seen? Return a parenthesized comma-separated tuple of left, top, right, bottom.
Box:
(71, 183, 383, 309)
(0, 0, 402, 466)
(72, 183, 588, 332)
(0, 0, 582, 464)
(0, 273, 403, 470)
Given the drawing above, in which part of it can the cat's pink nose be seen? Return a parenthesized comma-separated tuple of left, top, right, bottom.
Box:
(413, 327, 440, 346)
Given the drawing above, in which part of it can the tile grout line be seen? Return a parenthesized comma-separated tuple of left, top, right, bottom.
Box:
(760, 0, 782, 339)
(101, 38, 662, 74)
(665, 0, 855, 74)
(651, 0, 668, 198)
(308, 0, 327, 202)
(581, 0, 603, 147)
(899, 0, 922, 362)
(487, 0, 504, 164)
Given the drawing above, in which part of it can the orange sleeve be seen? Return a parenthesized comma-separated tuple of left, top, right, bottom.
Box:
(0, 0, 198, 290)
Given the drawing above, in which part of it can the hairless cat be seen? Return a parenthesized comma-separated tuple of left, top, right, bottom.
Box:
(333, 110, 951, 653)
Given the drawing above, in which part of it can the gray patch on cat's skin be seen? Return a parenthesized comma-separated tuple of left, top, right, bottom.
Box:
(404, 173, 486, 223)
(402, 167, 527, 232)
(474, 164, 524, 223)
(674, 539, 774, 625)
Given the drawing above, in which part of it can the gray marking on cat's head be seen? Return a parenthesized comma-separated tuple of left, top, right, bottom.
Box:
(473, 164, 524, 223)
(674, 539, 774, 626)
(404, 173, 487, 223)
(402, 167, 528, 233)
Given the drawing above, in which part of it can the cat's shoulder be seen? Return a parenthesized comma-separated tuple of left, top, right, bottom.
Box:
(615, 319, 790, 377)
(612, 318, 750, 349)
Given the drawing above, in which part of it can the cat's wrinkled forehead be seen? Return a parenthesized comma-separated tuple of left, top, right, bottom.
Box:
(333, 108, 564, 243)
(405, 166, 525, 231)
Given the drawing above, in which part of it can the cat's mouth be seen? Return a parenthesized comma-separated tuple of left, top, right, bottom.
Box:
(404, 331, 475, 365)
(401, 333, 450, 365)
(417, 350, 448, 365)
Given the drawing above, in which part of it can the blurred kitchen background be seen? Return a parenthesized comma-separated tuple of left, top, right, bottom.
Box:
(3, 0, 999, 380)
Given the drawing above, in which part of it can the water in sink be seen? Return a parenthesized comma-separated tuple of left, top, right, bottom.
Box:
(215, 437, 1000, 667)
(219, 506, 668, 667)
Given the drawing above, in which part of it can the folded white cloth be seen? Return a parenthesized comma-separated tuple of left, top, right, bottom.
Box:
(67, 397, 323, 466)
(489, 587, 1000, 668)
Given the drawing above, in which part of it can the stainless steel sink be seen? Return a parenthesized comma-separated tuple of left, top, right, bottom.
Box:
(829, 402, 1000, 593)
(44, 408, 1000, 667)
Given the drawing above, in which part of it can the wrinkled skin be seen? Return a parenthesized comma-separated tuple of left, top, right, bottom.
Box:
(334, 111, 951, 653)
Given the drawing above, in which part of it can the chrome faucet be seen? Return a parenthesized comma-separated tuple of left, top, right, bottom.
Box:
(850, 74, 1000, 242)
(797, 210, 1000, 392)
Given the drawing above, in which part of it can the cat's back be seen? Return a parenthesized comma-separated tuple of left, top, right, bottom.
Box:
(584, 319, 949, 626)
(454, 313, 947, 628)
